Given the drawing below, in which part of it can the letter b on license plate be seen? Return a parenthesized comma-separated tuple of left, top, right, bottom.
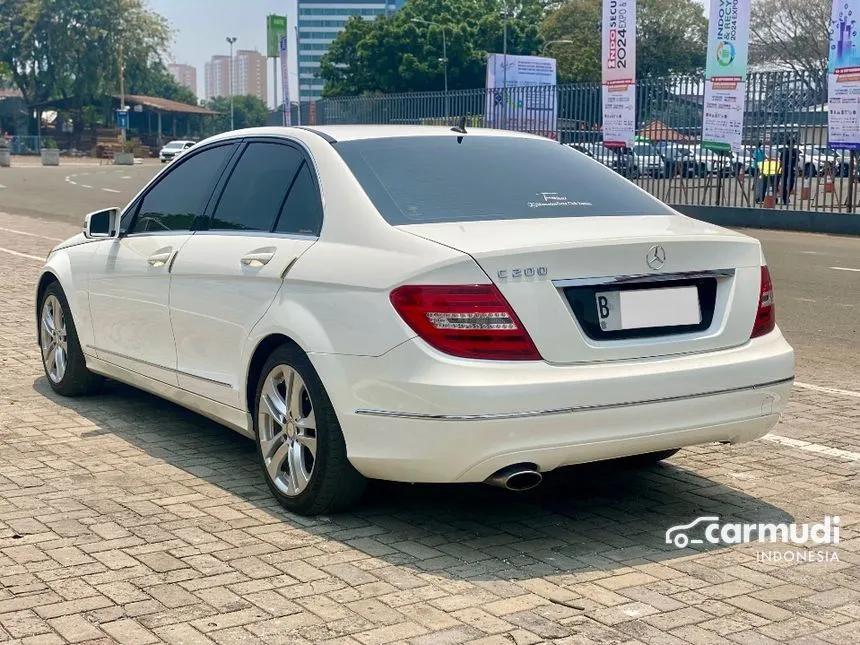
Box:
(595, 286, 701, 332)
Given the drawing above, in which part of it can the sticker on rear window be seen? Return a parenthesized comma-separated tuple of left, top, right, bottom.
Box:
(528, 192, 593, 208)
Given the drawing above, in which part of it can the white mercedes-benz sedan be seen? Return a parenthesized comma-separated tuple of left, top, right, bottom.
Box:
(35, 124, 795, 515)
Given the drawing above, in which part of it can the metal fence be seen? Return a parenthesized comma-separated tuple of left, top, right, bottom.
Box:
(309, 69, 860, 213)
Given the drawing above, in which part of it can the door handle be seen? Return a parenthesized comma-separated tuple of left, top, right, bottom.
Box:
(241, 249, 275, 267)
(147, 249, 174, 267)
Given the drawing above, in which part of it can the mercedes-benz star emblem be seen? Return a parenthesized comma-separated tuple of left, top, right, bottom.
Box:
(646, 245, 666, 270)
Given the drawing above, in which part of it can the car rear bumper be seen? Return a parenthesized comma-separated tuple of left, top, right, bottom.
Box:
(310, 330, 794, 483)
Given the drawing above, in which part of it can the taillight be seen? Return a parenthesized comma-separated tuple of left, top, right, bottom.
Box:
(751, 265, 775, 338)
(389, 284, 542, 360)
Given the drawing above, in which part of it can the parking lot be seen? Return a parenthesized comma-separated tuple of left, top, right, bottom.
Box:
(0, 160, 859, 645)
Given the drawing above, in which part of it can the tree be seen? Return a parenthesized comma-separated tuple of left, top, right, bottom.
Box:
(750, 0, 828, 76)
(539, 0, 600, 84)
(126, 62, 198, 106)
(541, 0, 708, 83)
(0, 0, 184, 108)
(319, 0, 549, 96)
(205, 95, 269, 133)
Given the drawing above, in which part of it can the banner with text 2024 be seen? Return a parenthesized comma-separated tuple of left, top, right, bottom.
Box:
(601, 0, 636, 148)
(702, 0, 750, 154)
(828, 0, 860, 149)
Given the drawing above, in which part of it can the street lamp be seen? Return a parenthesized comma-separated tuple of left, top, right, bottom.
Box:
(226, 36, 237, 130)
(542, 39, 573, 55)
(411, 18, 449, 120)
(500, 7, 510, 129)
(295, 24, 302, 126)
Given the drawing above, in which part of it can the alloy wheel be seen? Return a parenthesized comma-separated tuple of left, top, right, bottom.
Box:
(40, 294, 68, 384)
(257, 364, 318, 497)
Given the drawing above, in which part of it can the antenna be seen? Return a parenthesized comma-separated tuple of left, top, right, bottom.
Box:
(450, 116, 467, 143)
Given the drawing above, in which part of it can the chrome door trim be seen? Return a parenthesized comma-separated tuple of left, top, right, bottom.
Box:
(84, 354, 253, 438)
(354, 377, 794, 421)
(552, 268, 736, 289)
(87, 345, 234, 389)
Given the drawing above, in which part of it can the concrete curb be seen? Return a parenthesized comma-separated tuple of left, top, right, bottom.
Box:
(675, 205, 860, 236)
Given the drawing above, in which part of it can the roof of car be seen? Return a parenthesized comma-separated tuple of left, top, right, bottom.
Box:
(204, 124, 550, 144)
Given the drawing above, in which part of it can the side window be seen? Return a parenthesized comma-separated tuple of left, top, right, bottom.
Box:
(210, 142, 305, 231)
(275, 162, 323, 236)
(130, 144, 234, 234)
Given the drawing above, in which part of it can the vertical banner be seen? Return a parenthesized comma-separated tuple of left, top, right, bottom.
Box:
(267, 14, 288, 58)
(601, 0, 637, 148)
(701, 0, 750, 153)
(484, 54, 558, 139)
(827, 0, 860, 148)
(279, 35, 291, 126)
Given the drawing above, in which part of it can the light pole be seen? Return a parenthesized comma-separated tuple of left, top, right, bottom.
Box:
(542, 39, 573, 56)
(411, 18, 449, 120)
(501, 7, 510, 129)
(226, 36, 237, 130)
(295, 24, 302, 126)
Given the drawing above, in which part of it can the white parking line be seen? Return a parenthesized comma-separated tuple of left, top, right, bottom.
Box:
(761, 435, 860, 462)
(0, 227, 63, 242)
(794, 381, 860, 399)
(80, 184, 92, 189)
(120, 176, 131, 180)
(102, 188, 120, 193)
(0, 184, 6, 189)
(0, 247, 44, 261)
(831, 266, 860, 272)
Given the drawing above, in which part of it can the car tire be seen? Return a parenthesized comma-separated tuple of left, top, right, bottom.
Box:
(253, 344, 367, 516)
(38, 281, 104, 397)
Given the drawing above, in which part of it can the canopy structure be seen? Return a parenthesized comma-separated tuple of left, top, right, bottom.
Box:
(117, 94, 215, 116)
(30, 93, 220, 149)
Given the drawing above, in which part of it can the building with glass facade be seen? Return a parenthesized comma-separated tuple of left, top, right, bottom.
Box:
(297, 0, 406, 102)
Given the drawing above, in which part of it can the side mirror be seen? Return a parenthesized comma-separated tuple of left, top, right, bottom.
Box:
(84, 207, 120, 239)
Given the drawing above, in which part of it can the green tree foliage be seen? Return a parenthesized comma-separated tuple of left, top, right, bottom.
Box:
(0, 0, 191, 106)
(205, 95, 270, 132)
(542, 0, 708, 83)
(319, 0, 549, 96)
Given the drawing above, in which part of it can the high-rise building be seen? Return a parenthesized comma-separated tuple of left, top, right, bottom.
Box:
(233, 50, 268, 104)
(204, 55, 231, 100)
(296, 0, 405, 102)
(168, 63, 198, 98)
(204, 51, 268, 104)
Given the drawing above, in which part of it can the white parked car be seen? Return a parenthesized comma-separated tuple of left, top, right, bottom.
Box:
(35, 125, 795, 515)
(158, 139, 195, 163)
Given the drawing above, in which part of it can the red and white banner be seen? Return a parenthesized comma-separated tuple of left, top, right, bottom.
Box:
(601, 0, 636, 147)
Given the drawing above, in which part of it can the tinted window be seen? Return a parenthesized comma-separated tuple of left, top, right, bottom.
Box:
(130, 144, 234, 233)
(275, 162, 323, 236)
(334, 136, 672, 225)
(210, 142, 304, 231)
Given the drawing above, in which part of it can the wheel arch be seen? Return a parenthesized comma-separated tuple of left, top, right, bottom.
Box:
(244, 333, 306, 416)
(34, 269, 62, 344)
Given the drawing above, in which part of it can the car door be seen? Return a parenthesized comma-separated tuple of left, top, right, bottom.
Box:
(87, 142, 238, 385)
(169, 137, 323, 406)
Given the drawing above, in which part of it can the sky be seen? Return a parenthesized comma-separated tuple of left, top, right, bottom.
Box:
(146, 0, 299, 108)
(147, 0, 712, 109)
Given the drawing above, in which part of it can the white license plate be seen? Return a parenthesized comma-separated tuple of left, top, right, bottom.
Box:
(595, 286, 702, 331)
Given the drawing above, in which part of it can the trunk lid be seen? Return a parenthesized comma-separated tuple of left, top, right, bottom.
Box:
(399, 215, 764, 364)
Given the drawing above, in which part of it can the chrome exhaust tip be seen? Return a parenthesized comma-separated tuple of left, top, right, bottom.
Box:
(484, 464, 543, 491)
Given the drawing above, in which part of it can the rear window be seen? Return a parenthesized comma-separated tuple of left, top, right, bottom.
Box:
(333, 135, 673, 225)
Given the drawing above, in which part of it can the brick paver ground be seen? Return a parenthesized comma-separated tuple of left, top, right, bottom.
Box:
(1, 212, 858, 645)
